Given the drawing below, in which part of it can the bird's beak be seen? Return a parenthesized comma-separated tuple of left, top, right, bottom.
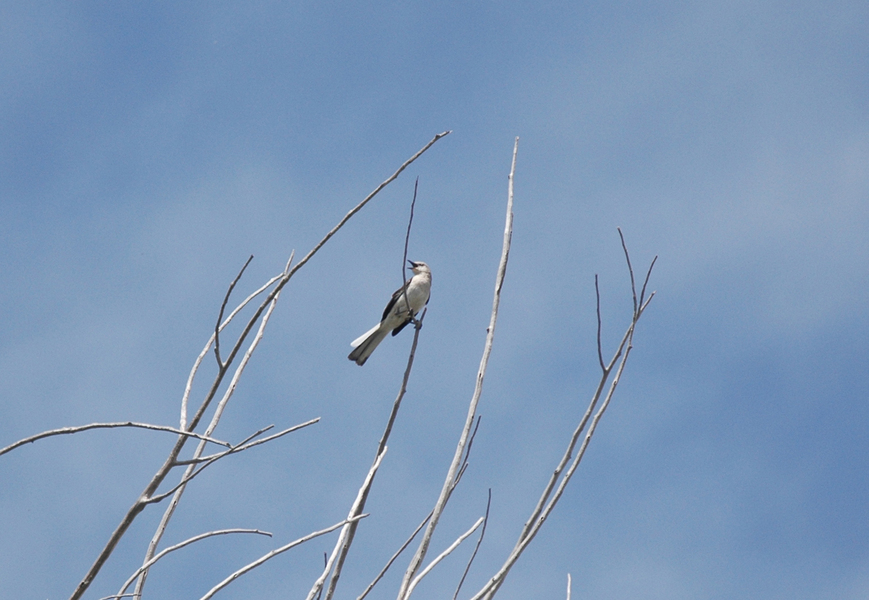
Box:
(407, 260, 417, 269)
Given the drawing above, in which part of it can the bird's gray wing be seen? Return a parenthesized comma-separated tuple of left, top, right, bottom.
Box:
(381, 279, 412, 322)
(388, 284, 431, 337)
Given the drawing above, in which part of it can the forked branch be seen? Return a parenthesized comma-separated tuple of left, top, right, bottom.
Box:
(469, 234, 656, 600)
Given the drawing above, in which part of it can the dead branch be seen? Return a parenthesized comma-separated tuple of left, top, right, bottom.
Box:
(1, 422, 230, 458)
(397, 136, 519, 600)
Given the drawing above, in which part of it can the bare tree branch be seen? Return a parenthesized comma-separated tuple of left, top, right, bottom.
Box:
(1, 422, 230, 458)
(306, 451, 388, 600)
(405, 516, 486, 599)
(639, 256, 657, 309)
(322, 180, 430, 600)
(143, 419, 317, 505)
(215, 255, 254, 368)
(107, 529, 272, 599)
(398, 136, 518, 600)
(356, 513, 431, 600)
(357, 415, 480, 600)
(595, 274, 605, 371)
(173, 418, 319, 465)
(618, 227, 637, 315)
(291, 131, 450, 280)
(453, 489, 491, 600)
(197, 516, 368, 600)
(134, 287, 286, 598)
(398, 177, 419, 326)
(180, 266, 287, 431)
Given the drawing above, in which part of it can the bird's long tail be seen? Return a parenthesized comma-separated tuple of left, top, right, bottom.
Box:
(348, 324, 388, 366)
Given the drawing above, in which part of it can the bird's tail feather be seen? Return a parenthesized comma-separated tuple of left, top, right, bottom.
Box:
(348, 326, 388, 366)
(351, 324, 381, 348)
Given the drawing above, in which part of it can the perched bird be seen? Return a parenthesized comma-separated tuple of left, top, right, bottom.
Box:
(348, 261, 432, 366)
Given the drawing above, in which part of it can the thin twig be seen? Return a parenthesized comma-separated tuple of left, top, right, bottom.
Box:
(566, 573, 571, 600)
(398, 136, 518, 600)
(0, 422, 230, 457)
(617, 227, 637, 315)
(457, 416, 482, 485)
(215, 255, 254, 367)
(145, 419, 316, 503)
(639, 256, 658, 309)
(405, 516, 486, 599)
(108, 529, 272, 599)
(145, 427, 271, 505)
(399, 177, 419, 322)
(197, 516, 368, 600)
(595, 274, 605, 371)
(356, 513, 432, 600)
(180, 267, 287, 431)
(453, 489, 491, 600)
(173, 418, 319, 465)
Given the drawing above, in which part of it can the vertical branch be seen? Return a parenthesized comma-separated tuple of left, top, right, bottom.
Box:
(617, 227, 637, 314)
(403, 179, 419, 267)
(322, 311, 426, 600)
(595, 274, 605, 371)
(322, 179, 427, 600)
(397, 137, 519, 600)
(400, 178, 419, 322)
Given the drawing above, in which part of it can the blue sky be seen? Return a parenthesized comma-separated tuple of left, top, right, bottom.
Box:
(1, 2, 867, 599)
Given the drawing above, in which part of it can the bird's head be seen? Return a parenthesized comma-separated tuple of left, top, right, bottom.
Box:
(407, 260, 430, 275)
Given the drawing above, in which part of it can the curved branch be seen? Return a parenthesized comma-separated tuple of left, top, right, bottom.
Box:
(108, 529, 272, 599)
(198, 516, 367, 600)
(1, 422, 230, 458)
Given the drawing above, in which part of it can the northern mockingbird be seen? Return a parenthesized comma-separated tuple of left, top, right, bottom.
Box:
(348, 260, 432, 366)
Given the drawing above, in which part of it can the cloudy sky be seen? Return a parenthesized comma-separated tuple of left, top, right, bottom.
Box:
(1, 2, 867, 599)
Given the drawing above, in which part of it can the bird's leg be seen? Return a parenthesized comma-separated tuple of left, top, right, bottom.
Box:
(410, 307, 426, 330)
